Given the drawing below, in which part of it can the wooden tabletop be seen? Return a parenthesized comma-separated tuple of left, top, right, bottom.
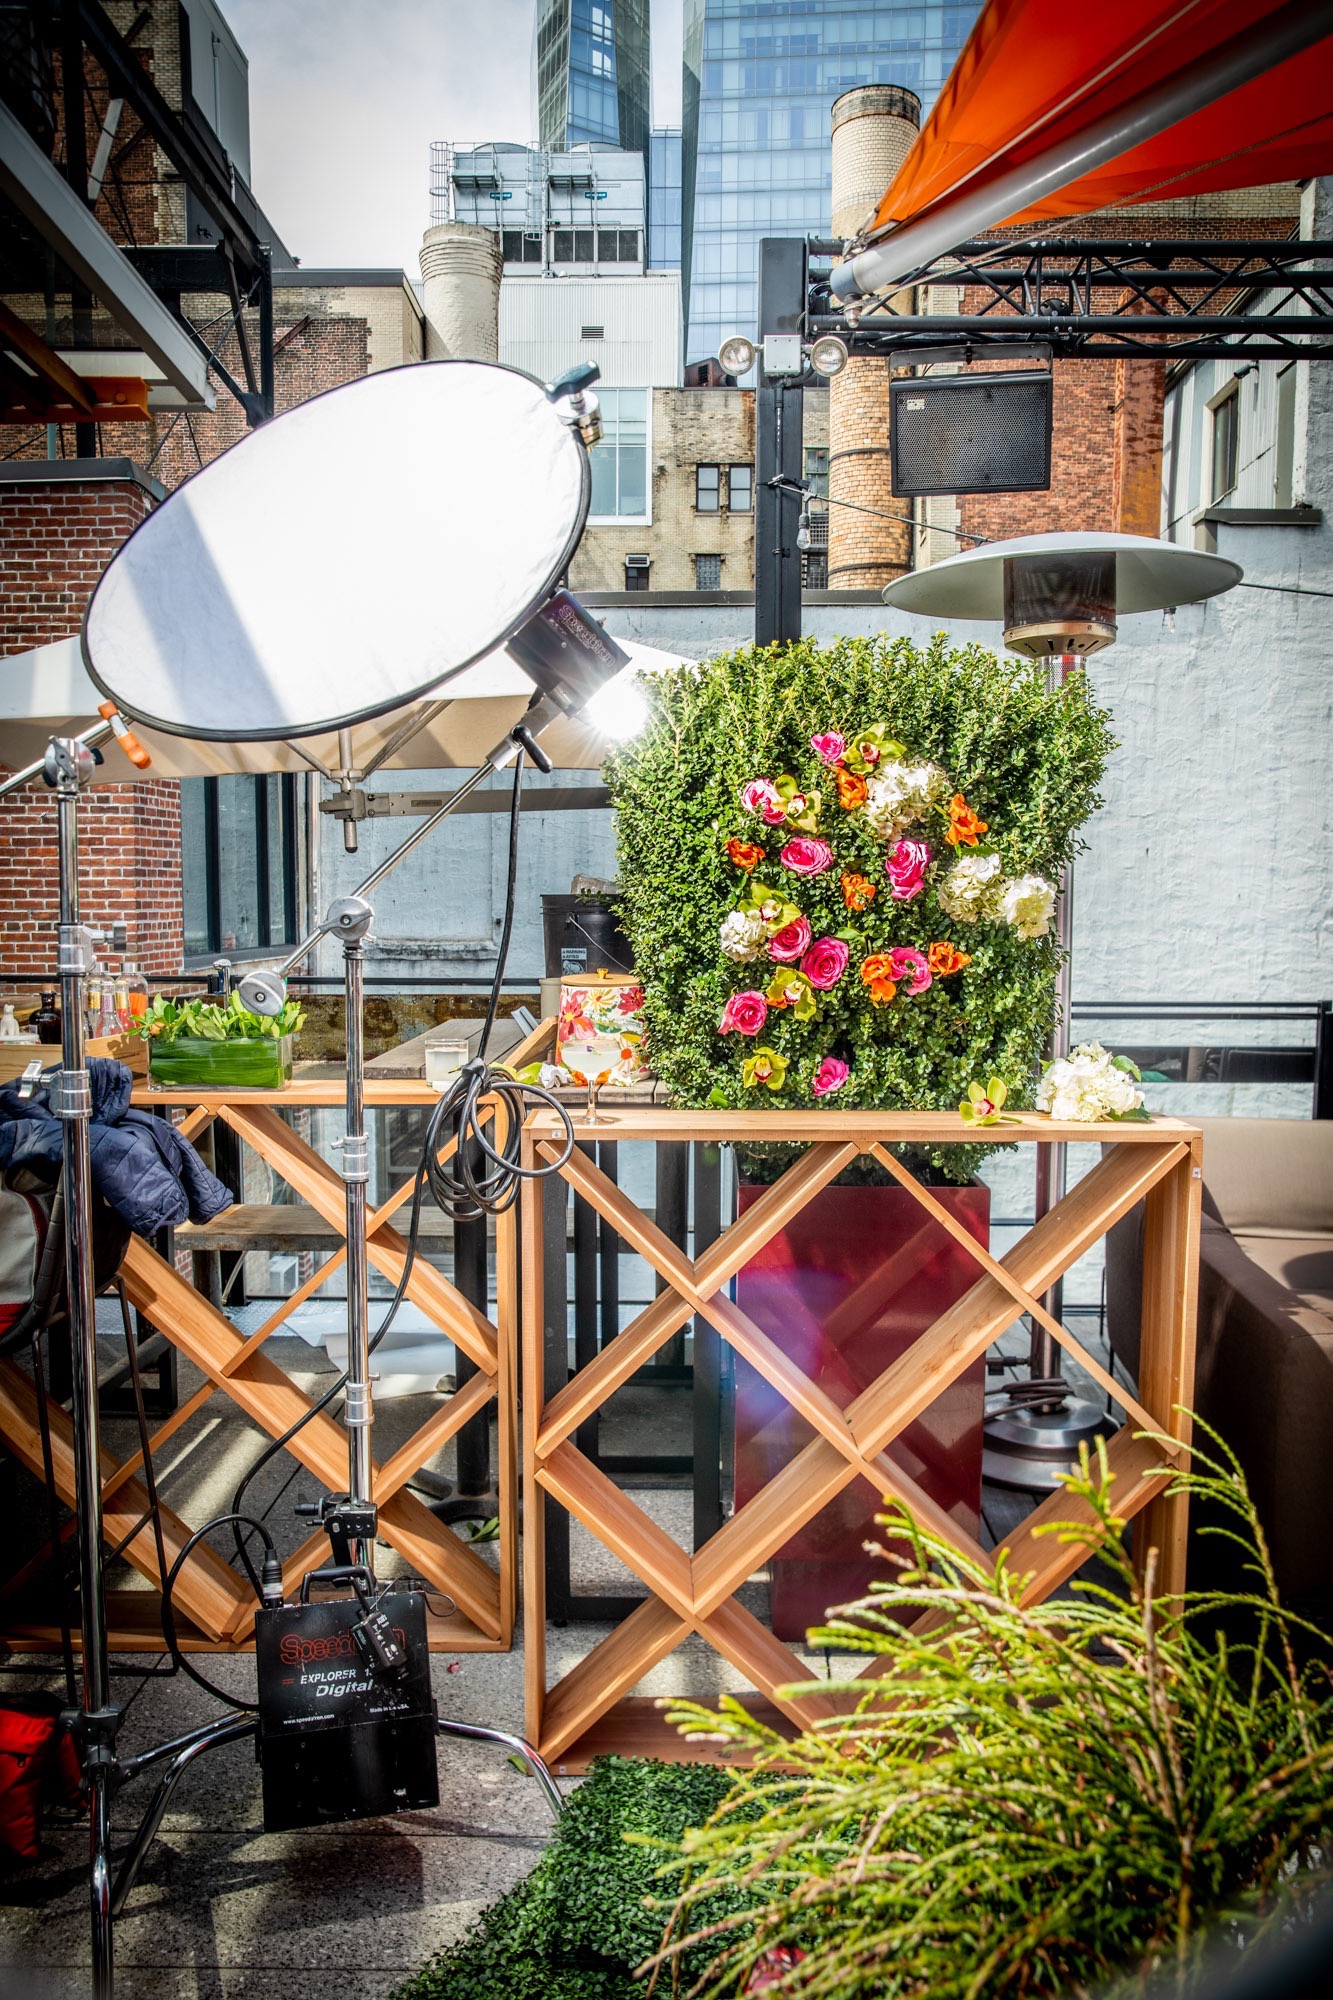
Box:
(523, 1107, 1203, 1145)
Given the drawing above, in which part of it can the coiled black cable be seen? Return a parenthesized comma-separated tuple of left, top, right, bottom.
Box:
(225, 744, 574, 1584)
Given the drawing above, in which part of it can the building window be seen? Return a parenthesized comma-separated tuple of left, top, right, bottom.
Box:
(182, 774, 299, 961)
(1274, 362, 1297, 508)
(588, 387, 649, 520)
(694, 553, 723, 590)
(624, 553, 651, 592)
(501, 230, 542, 263)
(804, 447, 829, 499)
(696, 463, 721, 511)
(696, 463, 752, 511)
(597, 228, 639, 262)
(728, 464, 752, 512)
(552, 227, 596, 262)
(800, 509, 829, 590)
(1210, 385, 1239, 502)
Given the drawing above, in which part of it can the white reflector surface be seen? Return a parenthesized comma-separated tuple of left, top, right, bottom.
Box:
(84, 360, 588, 741)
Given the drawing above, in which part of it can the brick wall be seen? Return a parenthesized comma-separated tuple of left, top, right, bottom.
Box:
(571, 386, 757, 591)
(0, 466, 184, 984)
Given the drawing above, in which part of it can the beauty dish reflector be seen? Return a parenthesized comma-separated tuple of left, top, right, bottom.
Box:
(83, 360, 590, 742)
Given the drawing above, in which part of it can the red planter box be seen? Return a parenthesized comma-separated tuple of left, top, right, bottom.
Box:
(734, 1176, 989, 1640)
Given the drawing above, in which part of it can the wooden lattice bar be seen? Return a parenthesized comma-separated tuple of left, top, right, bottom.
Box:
(0, 1069, 536, 1655)
(521, 1107, 1203, 1771)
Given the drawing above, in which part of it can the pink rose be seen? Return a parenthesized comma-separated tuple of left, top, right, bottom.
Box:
(741, 778, 786, 825)
(812, 1056, 850, 1098)
(800, 936, 850, 990)
(719, 990, 768, 1037)
(780, 836, 834, 877)
(886, 838, 931, 901)
(810, 731, 845, 766)
(889, 946, 932, 996)
(767, 916, 812, 962)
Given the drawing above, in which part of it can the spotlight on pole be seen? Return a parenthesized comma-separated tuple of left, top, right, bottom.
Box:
(718, 333, 757, 377)
(808, 334, 850, 377)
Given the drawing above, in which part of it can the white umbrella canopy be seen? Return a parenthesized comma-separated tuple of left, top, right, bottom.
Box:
(0, 633, 690, 782)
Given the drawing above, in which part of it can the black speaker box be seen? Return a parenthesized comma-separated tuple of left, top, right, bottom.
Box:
(890, 371, 1053, 497)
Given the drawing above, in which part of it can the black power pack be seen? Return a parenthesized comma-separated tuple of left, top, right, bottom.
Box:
(254, 1588, 439, 1832)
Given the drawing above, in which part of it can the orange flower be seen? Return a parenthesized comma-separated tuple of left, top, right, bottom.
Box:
(945, 793, 988, 848)
(841, 870, 877, 912)
(726, 838, 765, 872)
(834, 767, 868, 810)
(859, 953, 899, 1006)
(928, 941, 972, 977)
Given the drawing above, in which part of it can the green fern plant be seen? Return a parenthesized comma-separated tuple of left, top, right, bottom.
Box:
(643, 1429, 1333, 1998)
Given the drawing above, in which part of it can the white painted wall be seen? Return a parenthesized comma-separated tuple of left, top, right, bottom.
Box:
(500, 272, 682, 386)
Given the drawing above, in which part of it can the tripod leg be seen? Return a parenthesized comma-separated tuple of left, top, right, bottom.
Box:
(436, 1717, 563, 1818)
(111, 1716, 257, 1917)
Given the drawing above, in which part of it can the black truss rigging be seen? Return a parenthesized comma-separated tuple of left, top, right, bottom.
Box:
(806, 237, 1333, 361)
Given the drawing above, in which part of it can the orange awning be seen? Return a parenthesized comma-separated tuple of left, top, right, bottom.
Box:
(833, 0, 1333, 299)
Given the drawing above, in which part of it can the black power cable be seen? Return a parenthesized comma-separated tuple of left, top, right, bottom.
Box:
(160, 1513, 280, 1711)
(225, 746, 575, 1582)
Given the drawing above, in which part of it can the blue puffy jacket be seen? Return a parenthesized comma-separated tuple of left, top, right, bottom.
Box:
(0, 1059, 233, 1237)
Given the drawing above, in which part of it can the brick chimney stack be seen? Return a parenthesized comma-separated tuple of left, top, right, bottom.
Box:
(827, 86, 920, 590)
(420, 222, 503, 361)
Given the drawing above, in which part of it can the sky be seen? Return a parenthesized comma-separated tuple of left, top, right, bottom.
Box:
(222, 0, 684, 276)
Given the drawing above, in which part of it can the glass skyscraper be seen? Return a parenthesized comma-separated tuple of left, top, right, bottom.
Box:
(649, 128, 683, 270)
(536, 0, 651, 156)
(682, 1, 981, 366)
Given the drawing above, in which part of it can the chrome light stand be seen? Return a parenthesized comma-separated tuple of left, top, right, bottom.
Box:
(1, 724, 126, 1999)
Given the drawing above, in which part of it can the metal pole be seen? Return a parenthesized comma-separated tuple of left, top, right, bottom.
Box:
(52, 746, 117, 1999)
(338, 923, 373, 1550)
(1029, 845, 1074, 1377)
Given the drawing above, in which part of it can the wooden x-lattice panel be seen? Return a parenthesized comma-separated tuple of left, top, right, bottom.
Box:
(0, 1076, 521, 1655)
(520, 1108, 1203, 1770)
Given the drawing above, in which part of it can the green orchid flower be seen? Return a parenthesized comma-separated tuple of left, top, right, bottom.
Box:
(764, 967, 819, 1023)
(774, 773, 822, 832)
(740, 880, 802, 934)
(841, 722, 908, 776)
(742, 1045, 788, 1091)
(959, 1077, 1019, 1126)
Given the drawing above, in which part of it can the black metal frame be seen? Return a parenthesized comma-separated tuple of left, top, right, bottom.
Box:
(54, 1, 276, 425)
(754, 231, 1333, 645)
(809, 236, 1333, 362)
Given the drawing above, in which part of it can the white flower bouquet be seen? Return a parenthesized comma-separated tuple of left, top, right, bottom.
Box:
(1037, 1041, 1148, 1123)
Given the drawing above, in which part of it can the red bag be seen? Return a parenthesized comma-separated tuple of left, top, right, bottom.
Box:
(0, 1696, 84, 1864)
(0, 1179, 48, 1339)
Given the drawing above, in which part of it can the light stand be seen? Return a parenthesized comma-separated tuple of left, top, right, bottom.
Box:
(0, 723, 126, 2000)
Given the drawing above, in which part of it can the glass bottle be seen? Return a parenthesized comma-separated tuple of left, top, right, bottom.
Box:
(85, 972, 103, 1038)
(98, 980, 119, 1039)
(0, 1004, 18, 1042)
(34, 990, 61, 1043)
(121, 960, 149, 1022)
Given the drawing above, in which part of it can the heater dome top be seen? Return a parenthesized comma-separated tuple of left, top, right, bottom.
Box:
(880, 531, 1242, 622)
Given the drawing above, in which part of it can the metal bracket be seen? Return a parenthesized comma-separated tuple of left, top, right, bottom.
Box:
(54, 1068, 93, 1120)
(325, 896, 373, 944)
(330, 1133, 369, 1184)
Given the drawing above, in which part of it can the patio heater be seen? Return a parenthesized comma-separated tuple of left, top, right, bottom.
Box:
(33, 355, 635, 1998)
(882, 531, 1241, 1486)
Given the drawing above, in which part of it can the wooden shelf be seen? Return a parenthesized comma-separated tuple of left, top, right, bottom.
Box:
(521, 1109, 1203, 1767)
(2, 1077, 525, 1656)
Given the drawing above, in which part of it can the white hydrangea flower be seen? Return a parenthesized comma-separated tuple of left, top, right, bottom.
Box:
(998, 872, 1057, 940)
(937, 851, 1002, 924)
(862, 760, 949, 839)
(719, 909, 769, 962)
(1037, 1042, 1144, 1122)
